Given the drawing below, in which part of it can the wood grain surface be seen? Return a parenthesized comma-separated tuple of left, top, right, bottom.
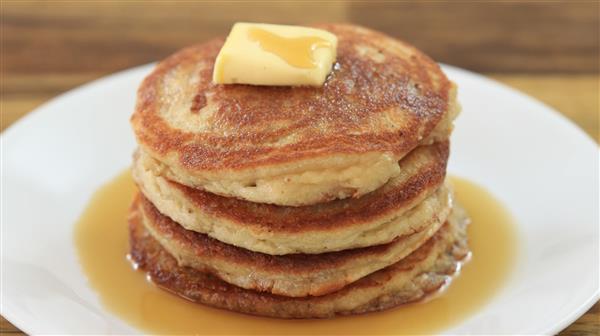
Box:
(2, 1, 599, 75)
(1, 1, 598, 335)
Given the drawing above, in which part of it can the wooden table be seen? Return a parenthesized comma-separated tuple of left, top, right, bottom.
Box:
(1, 1, 598, 335)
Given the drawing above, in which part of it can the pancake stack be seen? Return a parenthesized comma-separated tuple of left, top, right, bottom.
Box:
(129, 24, 470, 318)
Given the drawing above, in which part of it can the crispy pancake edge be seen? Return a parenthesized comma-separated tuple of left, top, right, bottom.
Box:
(138, 192, 449, 297)
(128, 202, 470, 318)
(133, 142, 450, 254)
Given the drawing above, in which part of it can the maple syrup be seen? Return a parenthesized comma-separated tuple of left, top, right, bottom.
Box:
(248, 28, 332, 68)
(74, 171, 518, 334)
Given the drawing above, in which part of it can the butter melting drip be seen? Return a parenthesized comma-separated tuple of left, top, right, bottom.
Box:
(74, 172, 518, 335)
(247, 28, 331, 69)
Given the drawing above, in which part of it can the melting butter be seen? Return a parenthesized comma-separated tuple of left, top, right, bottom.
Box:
(213, 23, 337, 86)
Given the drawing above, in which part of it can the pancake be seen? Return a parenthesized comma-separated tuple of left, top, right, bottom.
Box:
(137, 189, 448, 297)
(129, 201, 470, 318)
(133, 142, 451, 255)
(131, 23, 459, 206)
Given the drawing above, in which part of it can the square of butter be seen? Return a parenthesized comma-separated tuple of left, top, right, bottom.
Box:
(213, 23, 338, 86)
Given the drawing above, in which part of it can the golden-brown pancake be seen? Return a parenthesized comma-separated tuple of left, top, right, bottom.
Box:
(131, 23, 459, 206)
(133, 142, 451, 255)
(129, 201, 470, 318)
(137, 192, 448, 297)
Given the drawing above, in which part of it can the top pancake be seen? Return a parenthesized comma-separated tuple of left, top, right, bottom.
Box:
(131, 23, 457, 206)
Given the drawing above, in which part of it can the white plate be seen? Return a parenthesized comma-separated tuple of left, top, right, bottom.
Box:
(1, 64, 598, 335)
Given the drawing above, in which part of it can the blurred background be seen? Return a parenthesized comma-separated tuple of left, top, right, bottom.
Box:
(1, 1, 598, 334)
(2, 1, 599, 140)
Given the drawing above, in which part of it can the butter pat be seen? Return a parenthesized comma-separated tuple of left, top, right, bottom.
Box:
(213, 23, 338, 86)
